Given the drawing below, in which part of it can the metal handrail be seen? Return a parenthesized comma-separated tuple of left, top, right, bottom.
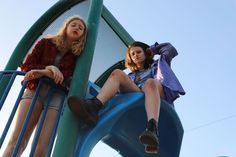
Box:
(0, 70, 68, 157)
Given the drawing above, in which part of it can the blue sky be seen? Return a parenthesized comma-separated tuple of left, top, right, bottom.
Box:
(1, 0, 236, 157)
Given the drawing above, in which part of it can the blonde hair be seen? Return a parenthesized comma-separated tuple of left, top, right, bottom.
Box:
(49, 15, 87, 56)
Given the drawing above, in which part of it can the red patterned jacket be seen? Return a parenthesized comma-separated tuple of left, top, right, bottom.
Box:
(20, 38, 77, 90)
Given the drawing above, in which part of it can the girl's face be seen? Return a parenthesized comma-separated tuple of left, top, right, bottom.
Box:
(66, 19, 85, 41)
(129, 46, 146, 65)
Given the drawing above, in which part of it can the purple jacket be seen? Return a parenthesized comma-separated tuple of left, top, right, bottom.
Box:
(128, 42, 185, 104)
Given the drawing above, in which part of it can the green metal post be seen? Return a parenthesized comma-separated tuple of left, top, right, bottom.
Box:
(52, 0, 103, 156)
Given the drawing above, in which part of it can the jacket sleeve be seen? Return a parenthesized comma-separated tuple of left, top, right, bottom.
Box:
(20, 39, 46, 72)
(149, 42, 178, 65)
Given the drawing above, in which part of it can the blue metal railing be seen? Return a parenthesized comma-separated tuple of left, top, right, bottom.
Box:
(0, 70, 68, 157)
(0, 71, 25, 110)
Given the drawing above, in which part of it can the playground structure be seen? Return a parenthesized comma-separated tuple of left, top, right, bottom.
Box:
(0, 0, 184, 156)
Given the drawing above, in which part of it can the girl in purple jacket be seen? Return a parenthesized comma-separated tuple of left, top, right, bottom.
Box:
(68, 41, 185, 154)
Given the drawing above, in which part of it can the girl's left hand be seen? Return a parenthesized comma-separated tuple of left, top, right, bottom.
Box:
(46, 65, 64, 84)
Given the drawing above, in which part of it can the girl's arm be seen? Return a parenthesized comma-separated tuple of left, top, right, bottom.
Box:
(24, 67, 64, 85)
(20, 39, 46, 72)
(148, 42, 178, 65)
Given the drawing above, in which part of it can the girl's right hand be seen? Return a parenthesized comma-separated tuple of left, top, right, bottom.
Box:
(24, 70, 44, 81)
(146, 48, 154, 57)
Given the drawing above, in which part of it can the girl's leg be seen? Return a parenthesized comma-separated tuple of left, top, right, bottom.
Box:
(2, 98, 42, 157)
(139, 78, 164, 154)
(34, 93, 61, 157)
(34, 108, 58, 157)
(67, 69, 140, 126)
(141, 79, 164, 122)
(97, 69, 140, 104)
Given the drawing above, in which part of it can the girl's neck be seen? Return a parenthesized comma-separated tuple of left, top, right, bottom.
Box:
(136, 63, 144, 70)
(66, 39, 73, 47)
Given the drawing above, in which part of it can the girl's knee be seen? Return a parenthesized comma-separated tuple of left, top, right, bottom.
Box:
(144, 79, 162, 91)
(5, 138, 28, 156)
(145, 79, 157, 87)
(7, 134, 20, 147)
(110, 69, 125, 78)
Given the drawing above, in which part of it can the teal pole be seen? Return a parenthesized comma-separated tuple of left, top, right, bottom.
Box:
(52, 0, 103, 156)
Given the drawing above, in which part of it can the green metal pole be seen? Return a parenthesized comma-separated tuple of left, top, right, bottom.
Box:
(52, 0, 103, 156)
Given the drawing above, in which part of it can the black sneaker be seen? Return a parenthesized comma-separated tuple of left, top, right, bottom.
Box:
(145, 145, 159, 154)
(139, 119, 160, 154)
(67, 96, 103, 127)
(139, 129, 159, 146)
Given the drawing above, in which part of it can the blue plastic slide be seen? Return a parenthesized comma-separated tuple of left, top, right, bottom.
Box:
(74, 82, 184, 157)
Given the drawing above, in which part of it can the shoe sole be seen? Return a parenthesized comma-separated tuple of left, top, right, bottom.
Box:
(67, 96, 97, 127)
(145, 145, 159, 154)
(139, 131, 159, 146)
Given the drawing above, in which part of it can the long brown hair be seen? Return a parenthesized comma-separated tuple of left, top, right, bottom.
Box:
(125, 41, 154, 72)
(49, 15, 87, 56)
